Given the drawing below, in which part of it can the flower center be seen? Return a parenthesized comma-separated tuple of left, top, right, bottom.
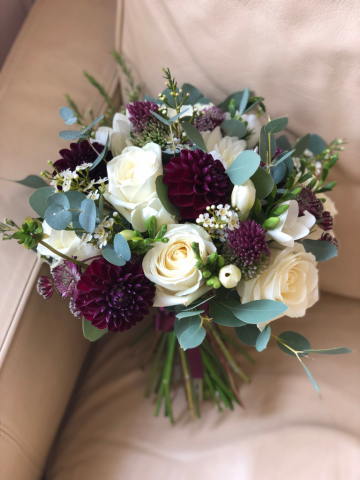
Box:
(108, 284, 130, 309)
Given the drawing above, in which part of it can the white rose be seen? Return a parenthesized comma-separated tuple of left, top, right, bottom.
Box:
(219, 265, 242, 288)
(103, 143, 163, 223)
(231, 179, 256, 221)
(241, 113, 262, 149)
(237, 243, 319, 325)
(266, 200, 316, 247)
(142, 224, 216, 307)
(94, 113, 133, 156)
(201, 126, 247, 169)
(37, 221, 101, 268)
(130, 196, 177, 232)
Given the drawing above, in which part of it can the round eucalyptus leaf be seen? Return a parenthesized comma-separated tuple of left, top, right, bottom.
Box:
(226, 150, 260, 186)
(114, 233, 131, 261)
(235, 324, 260, 346)
(64, 191, 86, 221)
(102, 248, 126, 266)
(29, 187, 55, 217)
(59, 106, 75, 121)
(47, 192, 70, 209)
(65, 117, 77, 125)
(79, 198, 96, 233)
(277, 331, 311, 357)
(44, 205, 72, 230)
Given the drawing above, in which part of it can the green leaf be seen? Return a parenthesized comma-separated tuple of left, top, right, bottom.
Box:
(145, 215, 157, 239)
(114, 233, 131, 261)
(251, 167, 274, 199)
(168, 107, 192, 124)
(217, 90, 253, 112)
(176, 310, 204, 319)
(29, 187, 55, 217)
(102, 246, 126, 266)
(226, 150, 260, 186)
(59, 106, 75, 121)
(239, 87, 249, 115)
(235, 324, 260, 346)
(210, 299, 246, 327)
(273, 150, 295, 165)
(82, 317, 108, 342)
(259, 126, 276, 165)
(270, 162, 287, 184)
(63, 191, 86, 221)
(82, 115, 104, 133)
(264, 117, 288, 134)
(150, 110, 171, 126)
(243, 97, 264, 114)
(308, 134, 326, 156)
(59, 131, 89, 141)
(47, 192, 70, 209)
(256, 324, 271, 352)
(303, 347, 352, 355)
(179, 323, 206, 350)
(143, 94, 160, 104)
(230, 299, 288, 324)
(5, 175, 49, 189)
(181, 122, 207, 152)
(181, 83, 211, 105)
(277, 331, 311, 357)
(79, 198, 96, 233)
(89, 134, 109, 171)
(220, 119, 247, 139)
(293, 134, 311, 157)
(44, 205, 72, 230)
(155, 175, 180, 216)
(276, 135, 292, 152)
(301, 239, 338, 262)
(301, 362, 320, 393)
(181, 294, 215, 312)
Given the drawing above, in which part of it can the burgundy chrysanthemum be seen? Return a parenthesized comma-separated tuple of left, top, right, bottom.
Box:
(163, 149, 232, 219)
(194, 106, 225, 132)
(296, 187, 324, 219)
(37, 276, 54, 299)
(127, 100, 168, 148)
(318, 211, 333, 231)
(51, 260, 81, 298)
(222, 220, 271, 281)
(53, 142, 110, 181)
(320, 232, 338, 248)
(74, 258, 155, 332)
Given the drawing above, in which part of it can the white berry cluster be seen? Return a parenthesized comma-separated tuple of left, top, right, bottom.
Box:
(196, 204, 239, 242)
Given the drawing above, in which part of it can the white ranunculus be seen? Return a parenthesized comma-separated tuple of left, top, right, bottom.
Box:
(130, 196, 177, 232)
(231, 179, 256, 221)
(103, 143, 163, 222)
(201, 126, 247, 169)
(94, 112, 133, 156)
(219, 265, 242, 288)
(266, 200, 316, 247)
(237, 243, 319, 325)
(37, 221, 101, 268)
(241, 113, 262, 149)
(142, 224, 216, 307)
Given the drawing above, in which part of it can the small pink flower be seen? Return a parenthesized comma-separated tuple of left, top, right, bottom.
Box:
(37, 276, 54, 299)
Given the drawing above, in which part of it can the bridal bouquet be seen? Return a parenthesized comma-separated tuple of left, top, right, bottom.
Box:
(2, 63, 351, 422)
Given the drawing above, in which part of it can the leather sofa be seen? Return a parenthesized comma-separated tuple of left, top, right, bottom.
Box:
(0, 1, 359, 479)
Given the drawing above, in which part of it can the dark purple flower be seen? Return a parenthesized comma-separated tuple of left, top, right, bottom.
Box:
(74, 258, 155, 333)
(37, 276, 54, 299)
(194, 106, 225, 132)
(163, 149, 232, 219)
(222, 220, 271, 281)
(127, 100, 168, 148)
(53, 142, 110, 181)
(51, 260, 81, 298)
(296, 187, 324, 219)
(271, 148, 283, 161)
(320, 232, 338, 248)
(318, 211, 333, 231)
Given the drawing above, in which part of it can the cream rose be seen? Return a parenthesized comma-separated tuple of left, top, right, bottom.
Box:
(142, 224, 216, 307)
(201, 126, 247, 169)
(103, 143, 163, 223)
(37, 221, 101, 268)
(130, 197, 176, 232)
(237, 243, 319, 326)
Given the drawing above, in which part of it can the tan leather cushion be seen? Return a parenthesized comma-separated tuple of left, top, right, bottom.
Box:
(115, 0, 360, 299)
(0, 0, 118, 478)
(46, 294, 360, 479)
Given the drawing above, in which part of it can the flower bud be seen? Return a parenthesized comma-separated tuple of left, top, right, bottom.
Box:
(219, 265, 242, 289)
(217, 255, 225, 268)
(120, 230, 134, 241)
(262, 217, 280, 230)
(231, 179, 256, 221)
(202, 270, 212, 279)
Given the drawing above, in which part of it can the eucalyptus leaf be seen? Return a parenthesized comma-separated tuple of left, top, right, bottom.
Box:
(220, 119, 247, 139)
(251, 167, 274, 199)
(65, 117, 77, 126)
(176, 310, 204, 319)
(143, 94, 161, 104)
(59, 131, 89, 141)
(47, 192, 70, 209)
(175, 316, 201, 341)
(6, 175, 49, 189)
(59, 106, 75, 121)
(243, 97, 264, 114)
(44, 205, 72, 230)
(234, 324, 260, 346)
(89, 134, 108, 171)
(303, 347, 352, 355)
(239, 87, 249, 115)
(181, 83, 211, 105)
(64, 191, 86, 222)
(277, 331, 311, 357)
(82, 317, 108, 342)
(114, 233, 131, 261)
(79, 198, 96, 233)
(276, 135, 292, 152)
(29, 187, 56, 217)
(270, 162, 287, 184)
(301, 239, 338, 262)
(301, 362, 320, 393)
(273, 150, 295, 165)
(181, 122, 207, 152)
(259, 126, 276, 165)
(226, 150, 260, 186)
(256, 325, 271, 352)
(181, 295, 215, 312)
(179, 323, 206, 350)
(230, 299, 288, 324)
(308, 134, 326, 156)
(155, 175, 180, 216)
(168, 107, 192, 124)
(293, 134, 311, 157)
(210, 299, 246, 327)
(264, 117, 288, 134)
(102, 246, 126, 266)
(82, 115, 104, 133)
(217, 90, 253, 112)
(150, 110, 171, 126)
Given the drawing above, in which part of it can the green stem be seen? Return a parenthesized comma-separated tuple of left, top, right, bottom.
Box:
(217, 329, 255, 364)
(180, 347, 196, 421)
(35, 237, 88, 268)
(145, 333, 167, 397)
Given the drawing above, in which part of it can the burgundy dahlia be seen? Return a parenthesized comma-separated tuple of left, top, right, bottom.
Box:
(319, 211, 333, 231)
(37, 276, 54, 299)
(53, 142, 110, 181)
(195, 106, 225, 132)
(51, 260, 81, 298)
(163, 149, 232, 219)
(222, 220, 271, 281)
(320, 232, 338, 248)
(127, 100, 168, 148)
(74, 258, 155, 332)
(296, 187, 324, 219)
